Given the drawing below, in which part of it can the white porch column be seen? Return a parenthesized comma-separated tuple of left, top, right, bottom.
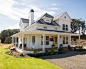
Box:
(18, 36, 20, 48)
(22, 34, 24, 50)
(58, 34, 59, 49)
(43, 34, 45, 51)
(79, 35, 80, 47)
(69, 35, 71, 47)
(15, 37, 16, 47)
(12, 37, 14, 46)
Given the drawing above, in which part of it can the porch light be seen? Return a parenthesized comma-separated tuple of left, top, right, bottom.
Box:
(50, 36, 54, 41)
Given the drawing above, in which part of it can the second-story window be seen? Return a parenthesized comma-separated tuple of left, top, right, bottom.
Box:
(66, 25, 68, 31)
(44, 27, 47, 29)
(63, 24, 65, 30)
(63, 24, 68, 31)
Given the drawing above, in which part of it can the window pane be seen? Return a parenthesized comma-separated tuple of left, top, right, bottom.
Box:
(63, 37, 65, 44)
(66, 25, 68, 31)
(55, 37, 57, 44)
(44, 27, 47, 29)
(63, 24, 65, 27)
(41, 36, 43, 45)
(66, 28, 68, 31)
(63, 24, 65, 30)
(32, 36, 35, 45)
(46, 41, 49, 45)
(46, 36, 49, 40)
(63, 28, 65, 30)
(46, 36, 49, 45)
(66, 37, 68, 44)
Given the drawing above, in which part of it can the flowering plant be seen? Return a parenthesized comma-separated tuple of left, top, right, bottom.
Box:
(50, 36, 54, 41)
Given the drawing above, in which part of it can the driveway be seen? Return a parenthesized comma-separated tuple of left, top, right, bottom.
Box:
(40, 51, 86, 69)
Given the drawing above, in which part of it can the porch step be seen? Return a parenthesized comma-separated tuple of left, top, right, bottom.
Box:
(62, 47, 70, 51)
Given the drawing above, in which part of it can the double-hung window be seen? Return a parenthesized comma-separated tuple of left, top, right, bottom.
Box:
(63, 24, 68, 31)
(41, 36, 43, 45)
(63, 24, 65, 30)
(32, 36, 35, 45)
(66, 25, 68, 31)
(46, 36, 49, 45)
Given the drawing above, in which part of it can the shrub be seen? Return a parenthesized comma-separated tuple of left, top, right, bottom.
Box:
(19, 53, 24, 56)
(50, 48, 55, 55)
(68, 45, 73, 51)
(74, 39, 76, 41)
(52, 44, 55, 48)
(33, 49, 39, 55)
(78, 46, 83, 51)
(58, 47, 64, 54)
(45, 50, 48, 55)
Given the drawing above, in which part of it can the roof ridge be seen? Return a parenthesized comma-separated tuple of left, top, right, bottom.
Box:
(54, 12, 66, 17)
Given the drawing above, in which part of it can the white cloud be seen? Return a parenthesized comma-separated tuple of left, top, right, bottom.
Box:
(0, 0, 58, 30)
(6, 23, 19, 29)
(0, 0, 56, 21)
(51, 3, 57, 6)
(48, 7, 59, 10)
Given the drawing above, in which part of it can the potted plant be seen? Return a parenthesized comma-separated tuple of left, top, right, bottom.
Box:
(50, 36, 54, 41)
(52, 44, 55, 48)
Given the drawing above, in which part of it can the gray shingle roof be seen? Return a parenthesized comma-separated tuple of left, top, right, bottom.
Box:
(21, 18, 29, 23)
(36, 19, 59, 26)
(42, 13, 54, 18)
(36, 29, 77, 34)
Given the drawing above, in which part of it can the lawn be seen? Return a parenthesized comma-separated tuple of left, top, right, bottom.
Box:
(0, 46, 63, 69)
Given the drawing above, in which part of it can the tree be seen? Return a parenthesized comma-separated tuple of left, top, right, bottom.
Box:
(4, 36, 11, 44)
(0, 29, 20, 43)
(71, 19, 86, 34)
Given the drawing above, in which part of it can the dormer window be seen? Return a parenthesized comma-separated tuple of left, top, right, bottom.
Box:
(46, 19, 49, 21)
(64, 16, 66, 19)
(55, 28, 57, 30)
(44, 27, 47, 29)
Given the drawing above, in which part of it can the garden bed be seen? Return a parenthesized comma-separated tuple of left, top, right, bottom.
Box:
(5, 46, 30, 58)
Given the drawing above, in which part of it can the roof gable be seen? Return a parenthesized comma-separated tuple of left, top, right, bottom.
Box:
(53, 12, 72, 22)
(35, 13, 53, 21)
(36, 19, 60, 26)
(19, 18, 29, 26)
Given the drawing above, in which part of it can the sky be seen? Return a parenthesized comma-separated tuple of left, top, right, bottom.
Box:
(0, 0, 86, 32)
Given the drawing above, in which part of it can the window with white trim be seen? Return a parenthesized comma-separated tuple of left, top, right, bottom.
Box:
(46, 36, 49, 45)
(63, 37, 68, 44)
(32, 36, 35, 45)
(41, 36, 43, 45)
(44, 27, 47, 29)
(66, 25, 68, 31)
(62, 24, 68, 31)
(46, 19, 49, 21)
(63, 24, 65, 30)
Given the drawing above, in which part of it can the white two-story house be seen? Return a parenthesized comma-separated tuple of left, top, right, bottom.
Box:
(11, 9, 81, 54)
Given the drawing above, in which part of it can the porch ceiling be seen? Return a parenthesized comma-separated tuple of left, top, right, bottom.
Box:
(11, 30, 81, 37)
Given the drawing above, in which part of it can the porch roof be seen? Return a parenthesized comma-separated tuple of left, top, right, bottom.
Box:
(11, 29, 81, 37)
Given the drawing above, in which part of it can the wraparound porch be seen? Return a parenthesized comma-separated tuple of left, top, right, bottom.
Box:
(11, 30, 81, 54)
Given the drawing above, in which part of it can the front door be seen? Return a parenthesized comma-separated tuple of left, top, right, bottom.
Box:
(53, 35, 58, 47)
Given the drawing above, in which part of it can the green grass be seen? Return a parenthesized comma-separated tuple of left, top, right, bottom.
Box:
(0, 46, 63, 69)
